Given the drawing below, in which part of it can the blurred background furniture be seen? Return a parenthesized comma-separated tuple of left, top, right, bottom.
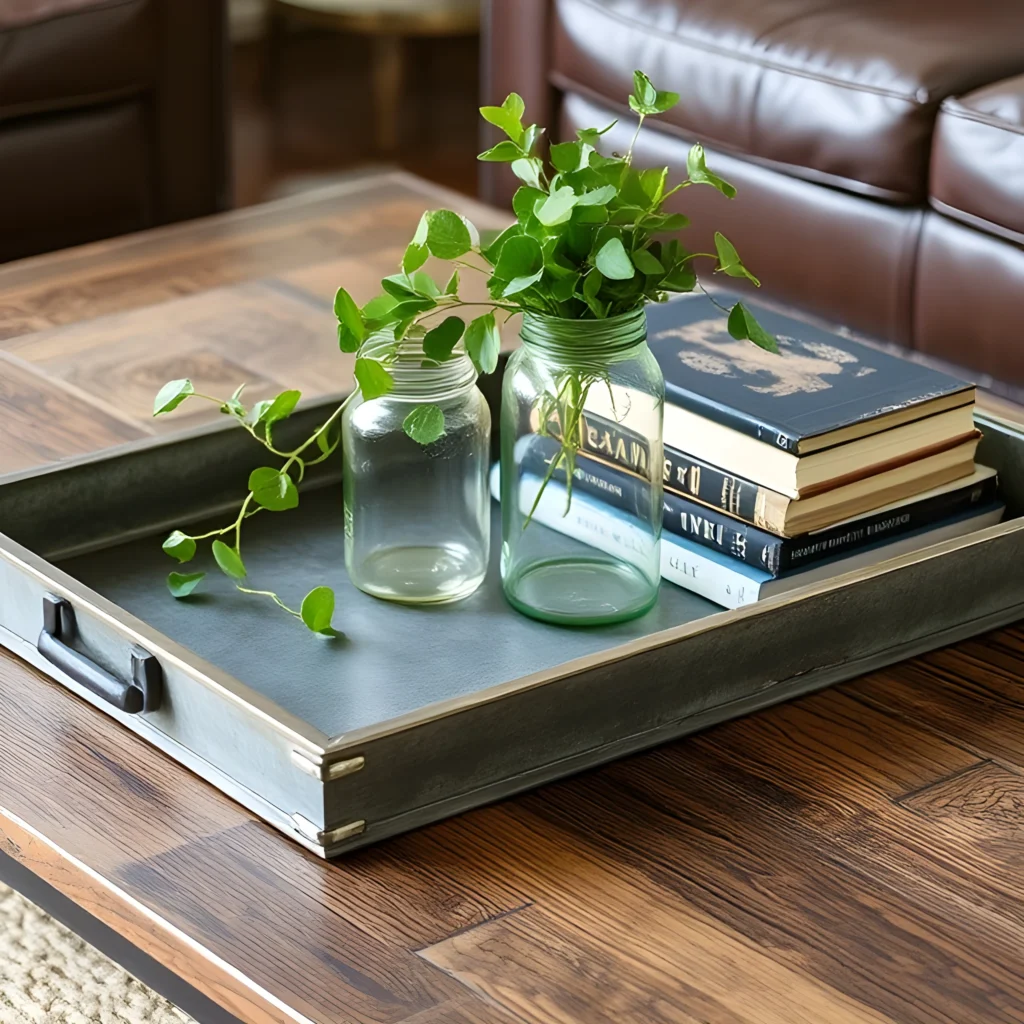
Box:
(481, 0, 1024, 389)
(0, 0, 230, 264)
(266, 0, 479, 152)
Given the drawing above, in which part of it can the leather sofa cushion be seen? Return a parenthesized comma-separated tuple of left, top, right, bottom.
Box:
(562, 92, 922, 346)
(931, 75, 1024, 246)
(551, 0, 1024, 204)
(914, 214, 1024, 388)
(0, 0, 154, 121)
(0, 101, 149, 262)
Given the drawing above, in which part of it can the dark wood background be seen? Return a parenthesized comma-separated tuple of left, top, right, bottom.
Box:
(1, 173, 1022, 1024)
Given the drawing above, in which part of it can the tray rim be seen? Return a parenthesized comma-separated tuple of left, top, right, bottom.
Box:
(1, 404, 1022, 760)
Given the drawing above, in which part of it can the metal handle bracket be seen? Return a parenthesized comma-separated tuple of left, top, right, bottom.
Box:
(37, 594, 163, 715)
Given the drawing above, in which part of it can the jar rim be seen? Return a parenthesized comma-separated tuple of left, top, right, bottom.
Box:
(520, 305, 647, 357)
(360, 330, 478, 401)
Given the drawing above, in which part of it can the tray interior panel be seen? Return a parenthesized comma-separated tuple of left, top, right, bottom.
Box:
(57, 488, 716, 739)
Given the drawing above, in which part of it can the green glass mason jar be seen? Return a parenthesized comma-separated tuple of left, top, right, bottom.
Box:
(500, 307, 664, 625)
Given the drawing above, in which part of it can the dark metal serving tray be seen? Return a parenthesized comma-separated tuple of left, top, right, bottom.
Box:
(2, 376, 1023, 857)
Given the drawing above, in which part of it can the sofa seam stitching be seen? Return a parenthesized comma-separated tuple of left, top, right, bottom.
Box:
(560, 0, 931, 105)
(939, 105, 1024, 138)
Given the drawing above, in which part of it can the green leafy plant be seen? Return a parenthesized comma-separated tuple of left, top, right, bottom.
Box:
(153, 70, 775, 632)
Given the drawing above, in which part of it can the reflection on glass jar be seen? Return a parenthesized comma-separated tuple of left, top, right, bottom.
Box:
(500, 307, 664, 625)
(343, 335, 491, 604)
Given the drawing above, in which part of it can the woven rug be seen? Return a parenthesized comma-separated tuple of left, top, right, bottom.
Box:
(0, 883, 192, 1024)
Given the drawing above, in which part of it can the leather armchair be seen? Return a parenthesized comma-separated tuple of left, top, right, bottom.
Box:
(481, 0, 1024, 388)
(0, 0, 230, 263)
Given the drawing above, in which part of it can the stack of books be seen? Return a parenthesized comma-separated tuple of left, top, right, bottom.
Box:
(516, 294, 1004, 609)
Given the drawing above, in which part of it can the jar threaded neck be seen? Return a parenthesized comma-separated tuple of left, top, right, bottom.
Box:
(360, 331, 477, 400)
(520, 306, 647, 359)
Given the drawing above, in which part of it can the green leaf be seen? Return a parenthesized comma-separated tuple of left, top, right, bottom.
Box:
(300, 586, 338, 636)
(248, 467, 299, 511)
(212, 540, 246, 580)
(479, 92, 525, 144)
(316, 422, 341, 457)
(633, 69, 657, 108)
(521, 123, 543, 156)
(511, 157, 544, 189)
(652, 89, 680, 113)
(639, 167, 668, 205)
(534, 185, 578, 227)
(481, 223, 521, 265)
(549, 141, 582, 173)
(512, 186, 546, 222)
(389, 297, 437, 321)
(244, 399, 273, 426)
(333, 287, 366, 348)
(264, 389, 301, 425)
(362, 293, 398, 319)
(502, 268, 545, 297)
(686, 143, 737, 198)
(410, 270, 440, 298)
(477, 140, 522, 162)
(641, 211, 690, 233)
(422, 316, 465, 362)
(661, 262, 697, 292)
(402, 404, 446, 445)
(381, 273, 418, 300)
(582, 268, 607, 317)
(464, 313, 500, 375)
(594, 237, 635, 280)
(167, 571, 205, 598)
(162, 530, 196, 563)
(402, 241, 429, 275)
(443, 269, 460, 295)
(354, 358, 394, 400)
(632, 248, 665, 275)
(714, 232, 760, 285)
(727, 302, 780, 354)
(576, 120, 617, 146)
(494, 234, 543, 281)
(575, 184, 617, 207)
(337, 322, 360, 353)
(425, 209, 473, 260)
(153, 379, 194, 416)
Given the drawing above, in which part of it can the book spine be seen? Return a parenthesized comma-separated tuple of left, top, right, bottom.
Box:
(779, 471, 1000, 572)
(664, 493, 788, 573)
(660, 539, 764, 610)
(662, 445, 785, 532)
(541, 406, 789, 533)
(522, 440, 789, 574)
(664, 384, 800, 452)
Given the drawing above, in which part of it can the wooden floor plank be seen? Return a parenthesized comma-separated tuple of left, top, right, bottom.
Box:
(0, 654, 528, 1024)
(420, 822, 897, 1024)
(853, 627, 1024, 769)
(508, 692, 1024, 1024)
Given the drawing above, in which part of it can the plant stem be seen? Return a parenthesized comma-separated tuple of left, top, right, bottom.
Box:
(235, 586, 301, 619)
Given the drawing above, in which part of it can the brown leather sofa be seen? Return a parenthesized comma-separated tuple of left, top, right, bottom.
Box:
(480, 0, 1024, 389)
(0, 0, 229, 264)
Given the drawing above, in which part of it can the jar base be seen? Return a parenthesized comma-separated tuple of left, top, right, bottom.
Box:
(502, 556, 658, 626)
(350, 543, 486, 605)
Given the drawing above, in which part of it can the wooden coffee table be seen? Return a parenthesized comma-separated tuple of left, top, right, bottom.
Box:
(1, 171, 1022, 1024)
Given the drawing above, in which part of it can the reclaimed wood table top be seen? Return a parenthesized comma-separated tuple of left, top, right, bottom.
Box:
(1, 171, 1023, 1024)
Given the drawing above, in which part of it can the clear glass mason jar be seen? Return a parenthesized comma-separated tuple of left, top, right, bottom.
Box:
(500, 307, 664, 625)
(343, 335, 491, 604)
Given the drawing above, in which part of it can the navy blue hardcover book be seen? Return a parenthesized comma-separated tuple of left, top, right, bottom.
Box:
(521, 436, 999, 576)
(644, 295, 974, 454)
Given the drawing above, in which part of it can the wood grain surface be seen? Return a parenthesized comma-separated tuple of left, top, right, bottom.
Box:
(1, 171, 1023, 1024)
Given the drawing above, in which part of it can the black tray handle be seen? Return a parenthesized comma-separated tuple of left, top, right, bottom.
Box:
(37, 594, 162, 715)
